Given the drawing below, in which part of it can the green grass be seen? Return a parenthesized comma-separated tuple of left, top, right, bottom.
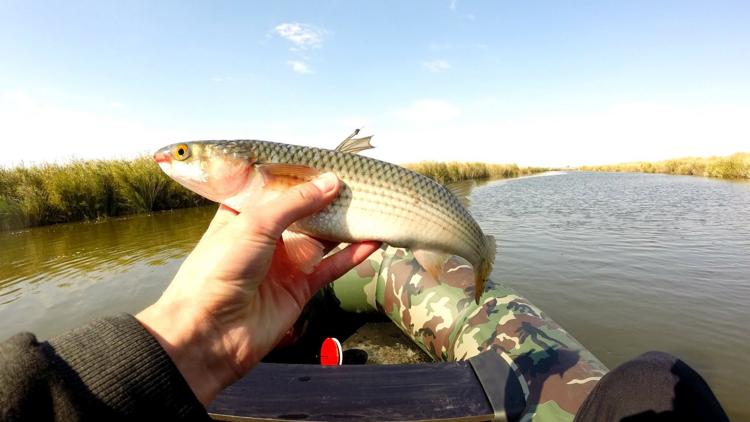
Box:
(404, 161, 549, 185)
(580, 152, 750, 180)
(0, 156, 208, 231)
(0, 157, 547, 231)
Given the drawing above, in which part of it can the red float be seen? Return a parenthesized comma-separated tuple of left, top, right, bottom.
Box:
(320, 337, 342, 366)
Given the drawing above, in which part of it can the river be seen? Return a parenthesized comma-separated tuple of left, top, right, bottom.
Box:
(1, 171, 748, 420)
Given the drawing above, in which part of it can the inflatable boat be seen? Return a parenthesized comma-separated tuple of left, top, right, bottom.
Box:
(209, 246, 609, 421)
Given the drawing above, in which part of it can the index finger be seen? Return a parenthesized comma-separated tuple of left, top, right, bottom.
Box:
(307, 241, 383, 292)
(202, 204, 239, 240)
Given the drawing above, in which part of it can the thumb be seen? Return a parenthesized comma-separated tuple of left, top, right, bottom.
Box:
(254, 172, 340, 239)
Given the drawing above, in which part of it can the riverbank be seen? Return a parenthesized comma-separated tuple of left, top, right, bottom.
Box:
(404, 161, 549, 184)
(580, 152, 750, 179)
(0, 157, 209, 231)
(0, 157, 543, 231)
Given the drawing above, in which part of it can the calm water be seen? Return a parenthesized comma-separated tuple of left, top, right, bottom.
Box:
(1, 172, 748, 419)
(473, 172, 750, 421)
(0, 207, 213, 340)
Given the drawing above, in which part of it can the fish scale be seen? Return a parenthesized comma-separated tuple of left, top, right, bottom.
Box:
(154, 138, 495, 302)
(260, 141, 478, 246)
(255, 140, 487, 274)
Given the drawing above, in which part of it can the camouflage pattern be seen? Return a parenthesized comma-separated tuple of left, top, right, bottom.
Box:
(332, 246, 609, 422)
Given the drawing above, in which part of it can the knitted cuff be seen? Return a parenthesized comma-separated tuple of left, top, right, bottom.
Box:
(47, 313, 208, 420)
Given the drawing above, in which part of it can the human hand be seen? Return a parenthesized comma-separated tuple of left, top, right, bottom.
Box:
(135, 173, 381, 406)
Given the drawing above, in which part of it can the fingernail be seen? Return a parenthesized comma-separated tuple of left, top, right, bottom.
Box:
(312, 172, 338, 193)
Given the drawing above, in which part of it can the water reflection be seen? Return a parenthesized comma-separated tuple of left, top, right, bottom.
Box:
(0, 206, 216, 339)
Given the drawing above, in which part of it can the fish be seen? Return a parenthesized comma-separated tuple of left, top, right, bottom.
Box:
(153, 131, 496, 303)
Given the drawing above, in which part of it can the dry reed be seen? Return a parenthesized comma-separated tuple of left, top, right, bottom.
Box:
(1, 157, 547, 231)
(580, 152, 750, 180)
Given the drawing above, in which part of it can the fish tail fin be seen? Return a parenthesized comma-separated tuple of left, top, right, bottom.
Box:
(474, 235, 496, 304)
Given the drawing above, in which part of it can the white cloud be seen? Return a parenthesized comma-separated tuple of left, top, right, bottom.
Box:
(447, 1, 477, 21)
(422, 59, 451, 73)
(274, 22, 327, 50)
(287, 60, 313, 74)
(109, 101, 123, 108)
(274, 22, 327, 74)
(391, 99, 461, 123)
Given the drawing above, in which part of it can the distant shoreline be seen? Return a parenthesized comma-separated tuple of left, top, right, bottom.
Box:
(0, 158, 545, 232)
(403, 161, 549, 185)
(580, 152, 749, 180)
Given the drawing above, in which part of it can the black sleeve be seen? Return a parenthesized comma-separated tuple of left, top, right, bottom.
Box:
(0, 314, 209, 421)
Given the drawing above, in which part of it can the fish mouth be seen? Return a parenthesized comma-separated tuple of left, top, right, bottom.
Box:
(153, 150, 171, 163)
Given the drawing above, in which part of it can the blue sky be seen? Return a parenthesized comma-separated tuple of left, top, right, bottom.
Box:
(1, 1, 748, 167)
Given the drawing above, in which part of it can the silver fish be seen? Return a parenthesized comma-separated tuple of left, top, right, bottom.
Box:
(154, 133, 495, 302)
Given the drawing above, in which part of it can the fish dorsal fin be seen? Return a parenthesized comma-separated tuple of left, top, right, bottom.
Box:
(282, 230, 325, 274)
(335, 128, 374, 154)
(258, 163, 320, 189)
(444, 180, 474, 208)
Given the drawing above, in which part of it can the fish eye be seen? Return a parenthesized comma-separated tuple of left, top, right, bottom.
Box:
(173, 143, 190, 161)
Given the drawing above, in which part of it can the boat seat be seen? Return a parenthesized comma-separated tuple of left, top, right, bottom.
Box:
(208, 350, 526, 422)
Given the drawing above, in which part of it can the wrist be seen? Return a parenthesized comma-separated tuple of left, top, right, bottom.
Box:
(135, 300, 240, 406)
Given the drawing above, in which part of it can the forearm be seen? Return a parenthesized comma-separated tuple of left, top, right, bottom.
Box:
(0, 314, 208, 421)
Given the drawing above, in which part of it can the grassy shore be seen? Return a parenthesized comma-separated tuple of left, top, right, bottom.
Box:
(0, 158, 546, 231)
(404, 161, 549, 185)
(580, 152, 750, 179)
(0, 157, 209, 231)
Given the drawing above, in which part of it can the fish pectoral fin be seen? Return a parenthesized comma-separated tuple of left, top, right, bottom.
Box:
(413, 249, 451, 281)
(258, 164, 321, 189)
(281, 230, 325, 274)
(334, 128, 374, 154)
